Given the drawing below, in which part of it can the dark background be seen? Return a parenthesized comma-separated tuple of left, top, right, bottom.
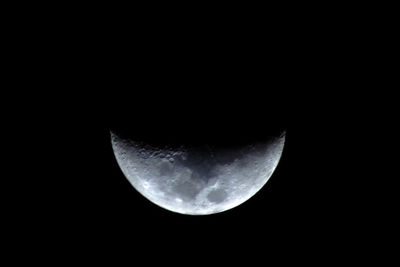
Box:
(15, 62, 342, 260)
(5, 12, 384, 263)
(32, 68, 350, 261)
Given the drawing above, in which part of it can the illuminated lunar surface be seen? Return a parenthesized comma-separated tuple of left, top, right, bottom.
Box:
(111, 132, 285, 215)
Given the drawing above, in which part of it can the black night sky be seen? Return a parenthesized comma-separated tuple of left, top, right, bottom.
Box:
(39, 74, 349, 260)
(10, 51, 362, 263)
(7, 22, 376, 263)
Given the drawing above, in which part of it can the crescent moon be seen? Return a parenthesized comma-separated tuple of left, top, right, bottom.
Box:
(111, 132, 285, 215)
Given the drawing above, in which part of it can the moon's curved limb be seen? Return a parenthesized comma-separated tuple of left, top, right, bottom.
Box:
(111, 132, 285, 215)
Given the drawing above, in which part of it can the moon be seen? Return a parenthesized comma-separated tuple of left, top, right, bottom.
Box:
(111, 132, 285, 215)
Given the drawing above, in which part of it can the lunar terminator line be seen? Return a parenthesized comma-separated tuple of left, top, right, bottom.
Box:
(111, 132, 285, 215)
